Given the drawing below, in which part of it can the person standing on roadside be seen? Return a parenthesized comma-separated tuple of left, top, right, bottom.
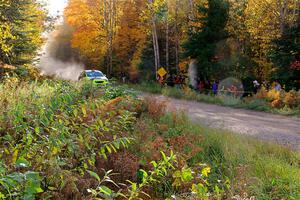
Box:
(212, 81, 218, 95)
(198, 81, 205, 93)
(274, 81, 282, 91)
(253, 80, 260, 94)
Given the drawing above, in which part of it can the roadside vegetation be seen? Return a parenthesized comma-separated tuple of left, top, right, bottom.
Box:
(131, 82, 300, 117)
(1, 0, 300, 199)
(0, 79, 299, 199)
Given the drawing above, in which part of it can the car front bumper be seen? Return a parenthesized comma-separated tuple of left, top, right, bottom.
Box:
(92, 79, 109, 86)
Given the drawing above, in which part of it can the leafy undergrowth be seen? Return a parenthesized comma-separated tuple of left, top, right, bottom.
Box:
(0, 80, 299, 199)
(0, 80, 224, 199)
(130, 82, 300, 117)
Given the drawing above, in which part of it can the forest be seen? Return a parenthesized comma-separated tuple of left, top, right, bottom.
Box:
(1, 0, 300, 88)
(0, 0, 300, 199)
(61, 0, 300, 89)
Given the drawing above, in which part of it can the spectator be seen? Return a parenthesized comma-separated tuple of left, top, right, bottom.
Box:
(274, 81, 282, 91)
(157, 76, 161, 85)
(212, 81, 218, 95)
(228, 85, 238, 97)
(166, 74, 174, 87)
(174, 75, 181, 88)
(198, 81, 205, 93)
(253, 80, 260, 94)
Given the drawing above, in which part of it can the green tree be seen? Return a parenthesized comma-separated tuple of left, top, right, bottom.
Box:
(270, 19, 300, 89)
(184, 0, 229, 79)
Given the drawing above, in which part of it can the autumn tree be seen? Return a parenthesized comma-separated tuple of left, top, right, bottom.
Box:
(65, 0, 120, 76)
(113, 0, 147, 80)
(65, 0, 105, 69)
(0, 0, 45, 66)
(146, 0, 164, 77)
(63, 0, 300, 87)
(230, 0, 300, 80)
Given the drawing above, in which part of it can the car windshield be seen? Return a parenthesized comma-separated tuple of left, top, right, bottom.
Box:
(86, 71, 104, 78)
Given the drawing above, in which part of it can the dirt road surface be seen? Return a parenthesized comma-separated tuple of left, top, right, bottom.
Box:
(147, 94, 300, 150)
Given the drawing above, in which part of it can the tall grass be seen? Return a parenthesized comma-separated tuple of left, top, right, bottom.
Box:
(132, 81, 163, 94)
(159, 113, 300, 199)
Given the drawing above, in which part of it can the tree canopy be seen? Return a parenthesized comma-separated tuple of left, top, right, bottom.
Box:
(0, 0, 299, 89)
(62, 0, 300, 88)
(0, 0, 46, 66)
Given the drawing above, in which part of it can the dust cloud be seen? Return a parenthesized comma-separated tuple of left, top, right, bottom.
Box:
(39, 23, 84, 81)
(188, 60, 198, 89)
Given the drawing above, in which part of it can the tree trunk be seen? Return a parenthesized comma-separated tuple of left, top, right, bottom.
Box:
(153, 19, 160, 76)
(152, 23, 158, 75)
(104, 0, 109, 76)
(109, 0, 113, 77)
(102, 0, 116, 77)
(155, 22, 160, 70)
(175, 0, 180, 73)
(188, 0, 194, 34)
(292, 0, 300, 26)
(149, 0, 160, 78)
(278, 0, 288, 34)
(166, 0, 169, 71)
(188, 0, 194, 19)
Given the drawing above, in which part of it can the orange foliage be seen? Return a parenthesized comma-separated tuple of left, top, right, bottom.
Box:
(96, 150, 139, 182)
(168, 135, 203, 160)
(64, 0, 147, 75)
(145, 98, 167, 119)
(64, 0, 108, 67)
(271, 99, 283, 109)
(103, 96, 124, 110)
(284, 90, 300, 108)
(113, 0, 147, 78)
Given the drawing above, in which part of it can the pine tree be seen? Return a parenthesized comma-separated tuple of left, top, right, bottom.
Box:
(184, 0, 229, 79)
(270, 20, 300, 89)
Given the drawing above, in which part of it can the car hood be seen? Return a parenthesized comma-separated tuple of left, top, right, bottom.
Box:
(89, 77, 108, 81)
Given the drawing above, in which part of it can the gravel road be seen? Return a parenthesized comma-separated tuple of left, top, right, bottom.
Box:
(148, 94, 300, 150)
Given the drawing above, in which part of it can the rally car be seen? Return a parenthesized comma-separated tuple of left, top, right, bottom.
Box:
(78, 70, 109, 86)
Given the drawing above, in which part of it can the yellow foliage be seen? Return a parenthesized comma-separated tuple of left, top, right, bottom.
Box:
(284, 90, 300, 108)
(113, 0, 147, 77)
(23, 64, 41, 81)
(179, 60, 189, 72)
(266, 89, 280, 101)
(255, 88, 300, 109)
(64, 0, 108, 66)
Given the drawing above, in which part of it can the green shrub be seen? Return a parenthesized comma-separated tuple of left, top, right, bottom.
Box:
(240, 98, 270, 111)
(162, 87, 185, 99)
(138, 81, 163, 94)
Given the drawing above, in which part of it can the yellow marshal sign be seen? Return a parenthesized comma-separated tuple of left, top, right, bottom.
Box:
(157, 67, 167, 77)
